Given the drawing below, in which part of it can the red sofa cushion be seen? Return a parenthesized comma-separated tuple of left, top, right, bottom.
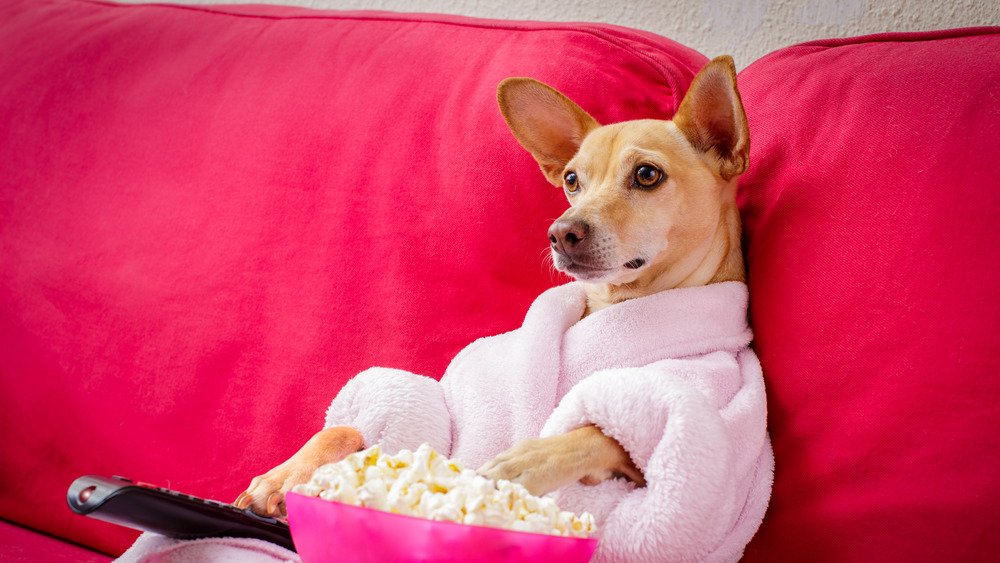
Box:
(0, 0, 706, 556)
(737, 28, 1000, 560)
(0, 520, 111, 562)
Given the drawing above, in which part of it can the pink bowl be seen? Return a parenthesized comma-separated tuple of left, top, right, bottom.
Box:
(286, 491, 599, 563)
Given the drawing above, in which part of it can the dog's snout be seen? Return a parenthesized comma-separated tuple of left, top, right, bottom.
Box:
(548, 219, 589, 250)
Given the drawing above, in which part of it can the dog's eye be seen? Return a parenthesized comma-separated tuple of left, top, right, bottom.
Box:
(634, 165, 663, 188)
(563, 171, 579, 193)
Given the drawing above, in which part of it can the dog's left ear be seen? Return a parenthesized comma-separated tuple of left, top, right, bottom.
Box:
(673, 56, 750, 181)
(497, 78, 600, 186)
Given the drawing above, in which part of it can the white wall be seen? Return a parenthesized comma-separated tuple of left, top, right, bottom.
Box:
(116, 0, 999, 68)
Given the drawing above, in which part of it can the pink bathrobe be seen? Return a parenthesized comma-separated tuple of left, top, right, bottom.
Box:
(326, 281, 773, 562)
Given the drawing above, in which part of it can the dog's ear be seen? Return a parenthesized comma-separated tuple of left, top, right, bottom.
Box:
(497, 78, 600, 186)
(673, 56, 750, 181)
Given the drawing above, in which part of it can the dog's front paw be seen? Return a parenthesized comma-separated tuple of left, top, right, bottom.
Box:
(478, 436, 574, 496)
(234, 462, 315, 518)
(479, 426, 644, 496)
(234, 426, 364, 517)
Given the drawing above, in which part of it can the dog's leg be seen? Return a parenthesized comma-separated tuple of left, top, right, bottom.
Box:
(234, 426, 363, 516)
(478, 425, 644, 496)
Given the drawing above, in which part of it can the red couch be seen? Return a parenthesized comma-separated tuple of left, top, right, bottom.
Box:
(1, 1, 998, 560)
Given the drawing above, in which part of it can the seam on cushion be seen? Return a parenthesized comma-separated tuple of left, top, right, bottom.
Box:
(739, 26, 1000, 78)
(794, 26, 1000, 48)
(71, 0, 696, 114)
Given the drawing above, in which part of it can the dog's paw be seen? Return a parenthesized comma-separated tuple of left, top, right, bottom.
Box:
(234, 462, 315, 517)
(478, 427, 644, 496)
(479, 437, 560, 496)
(234, 426, 364, 517)
(479, 434, 603, 496)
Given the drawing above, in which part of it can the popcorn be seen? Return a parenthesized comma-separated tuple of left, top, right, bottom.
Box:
(292, 443, 596, 538)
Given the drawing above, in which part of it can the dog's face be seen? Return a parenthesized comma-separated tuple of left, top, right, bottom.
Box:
(547, 119, 726, 286)
(498, 56, 749, 296)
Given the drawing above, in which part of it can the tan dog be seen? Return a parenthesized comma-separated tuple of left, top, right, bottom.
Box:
(236, 55, 749, 517)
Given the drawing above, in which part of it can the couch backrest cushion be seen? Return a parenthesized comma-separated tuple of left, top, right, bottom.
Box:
(0, 0, 707, 555)
(736, 28, 1000, 560)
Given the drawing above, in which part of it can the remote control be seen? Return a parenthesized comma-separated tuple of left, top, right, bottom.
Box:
(67, 475, 295, 552)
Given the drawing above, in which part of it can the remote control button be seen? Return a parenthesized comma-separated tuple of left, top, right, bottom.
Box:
(78, 485, 96, 504)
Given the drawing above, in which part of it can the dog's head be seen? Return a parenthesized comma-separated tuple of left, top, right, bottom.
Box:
(498, 56, 749, 299)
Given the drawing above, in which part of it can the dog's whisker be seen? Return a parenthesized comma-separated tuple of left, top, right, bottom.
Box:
(538, 247, 561, 282)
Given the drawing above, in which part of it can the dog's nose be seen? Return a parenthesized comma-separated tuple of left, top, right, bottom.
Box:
(548, 219, 589, 250)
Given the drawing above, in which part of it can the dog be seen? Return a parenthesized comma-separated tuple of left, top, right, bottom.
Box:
(476, 55, 749, 496)
(236, 57, 768, 561)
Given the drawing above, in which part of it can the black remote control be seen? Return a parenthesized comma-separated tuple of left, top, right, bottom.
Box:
(67, 475, 295, 552)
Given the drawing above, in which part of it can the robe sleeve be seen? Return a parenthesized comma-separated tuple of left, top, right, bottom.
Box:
(325, 367, 452, 456)
(540, 355, 770, 562)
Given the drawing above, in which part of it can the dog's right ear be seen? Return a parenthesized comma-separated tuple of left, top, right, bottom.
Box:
(497, 78, 600, 186)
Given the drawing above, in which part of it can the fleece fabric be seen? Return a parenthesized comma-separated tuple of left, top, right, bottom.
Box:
(116, 533, 299, 563)
(326, 281, 773, 562)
